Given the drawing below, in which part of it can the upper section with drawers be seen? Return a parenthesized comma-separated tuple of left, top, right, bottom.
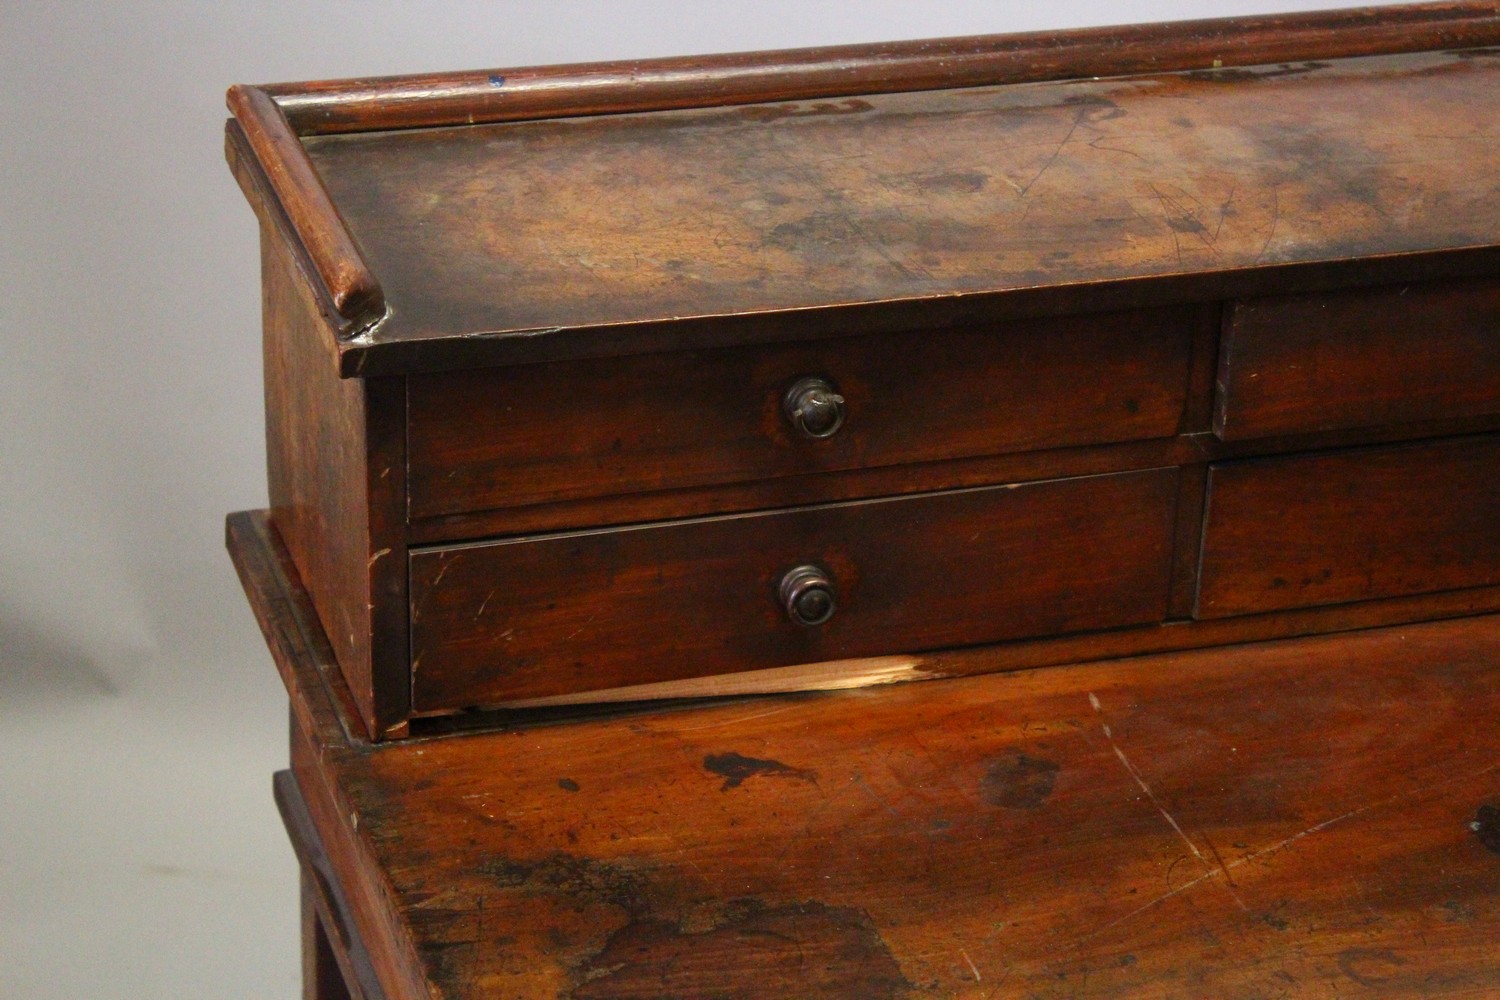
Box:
(227, 3, 1500, 739)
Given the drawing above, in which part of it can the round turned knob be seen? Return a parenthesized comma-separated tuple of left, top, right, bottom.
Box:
(779, 564, 837, 626)
(782, 376, 847, 439)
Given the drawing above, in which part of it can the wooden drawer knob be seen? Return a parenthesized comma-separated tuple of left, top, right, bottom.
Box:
(779, 564, 837, 626)
(783, 376, 846, 439)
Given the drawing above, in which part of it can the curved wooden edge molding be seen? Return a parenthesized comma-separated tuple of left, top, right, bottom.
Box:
(260, 2, 1500, 134)
(226, 84, 385, 336)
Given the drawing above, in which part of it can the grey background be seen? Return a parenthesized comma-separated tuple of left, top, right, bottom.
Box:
(1, 2, 1390, 996)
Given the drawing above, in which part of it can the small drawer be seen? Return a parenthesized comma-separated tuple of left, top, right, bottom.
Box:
(409, 467, 1179, 711)
(1215, 279, 1500, 441)
(406, 306, 1201, 520)
(1197, 435, 1500, 618)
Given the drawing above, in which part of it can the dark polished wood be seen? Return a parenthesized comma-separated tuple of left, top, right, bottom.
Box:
(228, 11, 1500, 993)
(258, 232, 408, 739)
(227, 2, 1500, 732)
(1198, 434, 1500, 618)
(229, 3, 1500, 342)
(407, 414, 1500, 544)
(265, 3, 1500, 135)
(406, 306, 1200, 519)
(298, 48, 1500, 375)
(1217, 277, 1500, 440)
(234, 508, 1500, 723)
(408, 469, 1178, 710)
(226, 87, 383, 332)
(239, 505, 1500, 999)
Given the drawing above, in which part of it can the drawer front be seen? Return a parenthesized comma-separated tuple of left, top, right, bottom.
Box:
(1197, 436, 1500, 618)
(409, 468, 1179, 710)
(406, 307, 1200, 520)
(1215, 279, 1500, 441)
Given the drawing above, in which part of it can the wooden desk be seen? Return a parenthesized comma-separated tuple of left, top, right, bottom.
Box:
(231, 510, 1500, 998)
(224, 5, 1500, 996)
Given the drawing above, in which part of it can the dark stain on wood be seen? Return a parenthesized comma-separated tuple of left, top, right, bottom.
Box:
(1337, 947, 1409, 988)
(479, 852, 656, 916)
(1186, 61, 1333, 83)
(571, 899, 912, 1000)
(981, 752, 1061, 810)
(296, 48, 1500, 364)
(704, 752, 818, 792)
(558, 778, 580, 793)
(1471, 804, 1500, 855)
(732, 98, 876, 122)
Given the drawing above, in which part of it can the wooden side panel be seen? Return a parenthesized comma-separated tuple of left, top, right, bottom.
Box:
(409, 468, 1178, 710)
(407, 307, 1200, 519)
(262, 230, 408, 737)
(1197, 435, 1500, 618)
(1216, 278, 1500, 440)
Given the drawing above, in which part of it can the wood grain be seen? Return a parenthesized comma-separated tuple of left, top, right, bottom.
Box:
(260, 230, 409, 738)
(265, 518, 1500, 999)
(1216, 277, 1500, 440)
(226, 86, 383, 332)
(408, 469, 1179, 710)
(301, 48, 1500, 376)
(267, 3, 1500, 134)
(231, 510, 1500, 730)
(407, 306, 1200, 519)
(1198, 435, 1500, 617)
(408, 414, 1500, 544)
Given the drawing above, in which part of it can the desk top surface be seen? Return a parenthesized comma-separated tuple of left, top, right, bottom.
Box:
(304, 48, 1500, 363)
(231, 510, 1500, 999)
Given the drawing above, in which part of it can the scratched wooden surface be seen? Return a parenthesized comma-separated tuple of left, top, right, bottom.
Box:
(305, 48, 1500, 352)
(233, 511, 1500, 999)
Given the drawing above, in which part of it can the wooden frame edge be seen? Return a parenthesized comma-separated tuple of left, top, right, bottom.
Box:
(224, 2, 1500, 374)
(225, 85, 385, 336)
(260, 2, 1500, 134)
(225, 510, 392, 742)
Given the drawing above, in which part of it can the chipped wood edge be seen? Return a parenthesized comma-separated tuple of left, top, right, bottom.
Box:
(485, 655, 946, 711)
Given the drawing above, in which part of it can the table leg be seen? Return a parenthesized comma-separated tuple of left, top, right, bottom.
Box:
(302, 868, 353, 1000)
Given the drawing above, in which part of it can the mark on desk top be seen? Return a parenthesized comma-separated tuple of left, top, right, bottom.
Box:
(558, 777, 580, 793)
(1470, 803, 1500, 855)
(1337, 947, 1408, 988)
(480, 851, 653, 915)
(982, 751, 1061, 810)
(572, 898, 910, 1000)
(703, 751, 817, 792)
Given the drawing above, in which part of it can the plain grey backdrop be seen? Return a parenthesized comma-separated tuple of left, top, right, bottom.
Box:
(1, 1, 1392, 996)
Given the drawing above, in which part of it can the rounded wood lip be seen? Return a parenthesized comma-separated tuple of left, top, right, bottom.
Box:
(259, 2, 1500, 135)
(222, 1, 1500, 370)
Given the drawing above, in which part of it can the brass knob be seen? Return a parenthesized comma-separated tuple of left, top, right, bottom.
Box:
(779, 565, 837, 626)
(783, 376, 846, 439)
